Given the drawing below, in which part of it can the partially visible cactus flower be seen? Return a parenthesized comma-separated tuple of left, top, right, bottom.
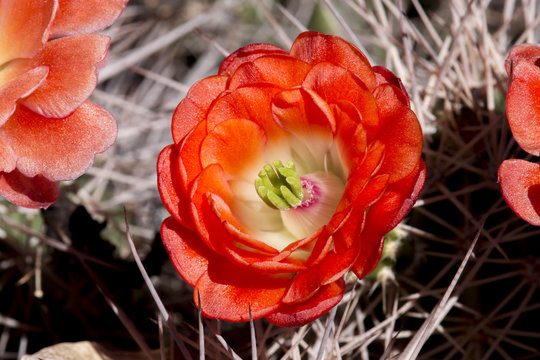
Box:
(0, 0, 129, 208)
(499, 44, 540, 226)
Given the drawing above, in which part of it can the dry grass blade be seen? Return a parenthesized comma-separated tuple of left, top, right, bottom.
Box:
(124, 211, 192, 360)
(399, 221, 482, 359)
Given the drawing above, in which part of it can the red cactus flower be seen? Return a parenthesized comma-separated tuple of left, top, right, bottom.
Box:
(158, 31, 425, 326)
(0, 0, 129, 208)
(498, 44, 540, 226)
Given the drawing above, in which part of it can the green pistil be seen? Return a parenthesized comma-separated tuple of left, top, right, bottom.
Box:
(255, 160, 304, 210)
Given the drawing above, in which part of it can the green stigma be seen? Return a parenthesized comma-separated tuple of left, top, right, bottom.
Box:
(255, 160, 304, 210)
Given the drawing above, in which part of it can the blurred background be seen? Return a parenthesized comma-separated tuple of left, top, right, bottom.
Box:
(1, 0, 539, 359)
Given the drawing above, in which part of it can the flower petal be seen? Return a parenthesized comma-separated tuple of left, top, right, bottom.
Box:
(200, 118, 266, 176)
(267, 278, 345, 327)
(20, 34, 110, 119)
(0, 137, 16, 173)
(157, 145, 194, 229)
(302, 62, 379, 132)
(229, 55, 311, 90)
(178, 121, 206, 191)
(0, 0, 56, 65)
(190, 164, 233, 252)
(0, 169, 59, 209)
(272, 87, 336, 135)
(499, 159, 540, 226)
(332, 101, 367, 171)
(373, 84, 423, 182)
(160, 217, 215, 287)
(352, 161, 425, 278)
(373, 65, 409, 106)
(206, 85, 284, 138)
(0, 65, 49, 126)
(194, 260, 290, 322)
(386, 160, 426, 231)
(290, 31, 376, 90)
(172, 75, 228, 144)
(219, 43, 287, 77)
(50, 0, 129, 38)
(505, 44, 540, 156)
(0, 101, 116, 181)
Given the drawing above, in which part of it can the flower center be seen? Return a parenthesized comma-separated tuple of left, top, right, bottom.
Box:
(255, 160, 305, 210)
(252, 159, 345, 241)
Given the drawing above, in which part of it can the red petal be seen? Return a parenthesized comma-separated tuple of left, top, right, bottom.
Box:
(200, 118, 266, 175)
(21, 34, 110, 119)
(332, 101, 367, 171)
(0, 169, 59, 209)
(386, 160, 426, 231)
(373, 84, 423, 183)
(160, 217, 215, 287)
(178, 121, 206, 191)
(0, 137, 16, 173)
(365, 160, 424, 235)
(272, 87, 336, 136)
(336, 141, 386, 211)
(373, 66, 410, 106)
(267, 278, 345, 327)
(172, 75, 228, 144)
(219, 43, 287, 77)
(190, 164, 233, 251)
(157, 145, 194, 229)
(194, 260, 290, 322)
(505, 44, 540, 156)
(302, 62, 379, 132)
(350, 162, 424, 278)
(229, 55, 311, 90)
(0, 0, 55, 64)
(283, 210, 364, 304)
(351, 231, 385, 279)
(335, 174, 388, 251)
(201, 193, 275, 255)
(499, 159, 540, 226)
(0, 101, 116, 181)
(206, 85, 284, 138)
(290, 31, 376, 90)
(0, 65, 48, 125)
(50, 0, 129, 38)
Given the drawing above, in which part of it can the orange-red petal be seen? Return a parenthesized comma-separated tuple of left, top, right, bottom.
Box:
(172, 75, 228, 144)
(0, 0, 55, 65)
(206, 85, 284, 138)
(373, 84, 423, 183)
(229, 55, 311, 90)
(160, 217, 215, 287)
(0, 169, 59, 209)
(194, 260, 290, 322)
(267, 279, 345, 327)
(272, 87, 336, 136)
(505, 44, 540, 156)
(156, 145, 194, 229)
(0, 101, 116, 181)
(50, 0, 129, 38)
(302, 62, 379, 132)
(499, 159, 540, 226)
(200, 118, 266, 175)
(290, 31, 376, 90)
(219, 43, 287, 77)
(21, 34, 110, 119)
(0, 66, 49, 125)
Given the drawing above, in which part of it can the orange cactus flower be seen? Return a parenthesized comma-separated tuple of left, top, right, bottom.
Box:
(498, 44, 540, 226)
(0, 0, 129, 208)
(158, 32, 425, 326)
